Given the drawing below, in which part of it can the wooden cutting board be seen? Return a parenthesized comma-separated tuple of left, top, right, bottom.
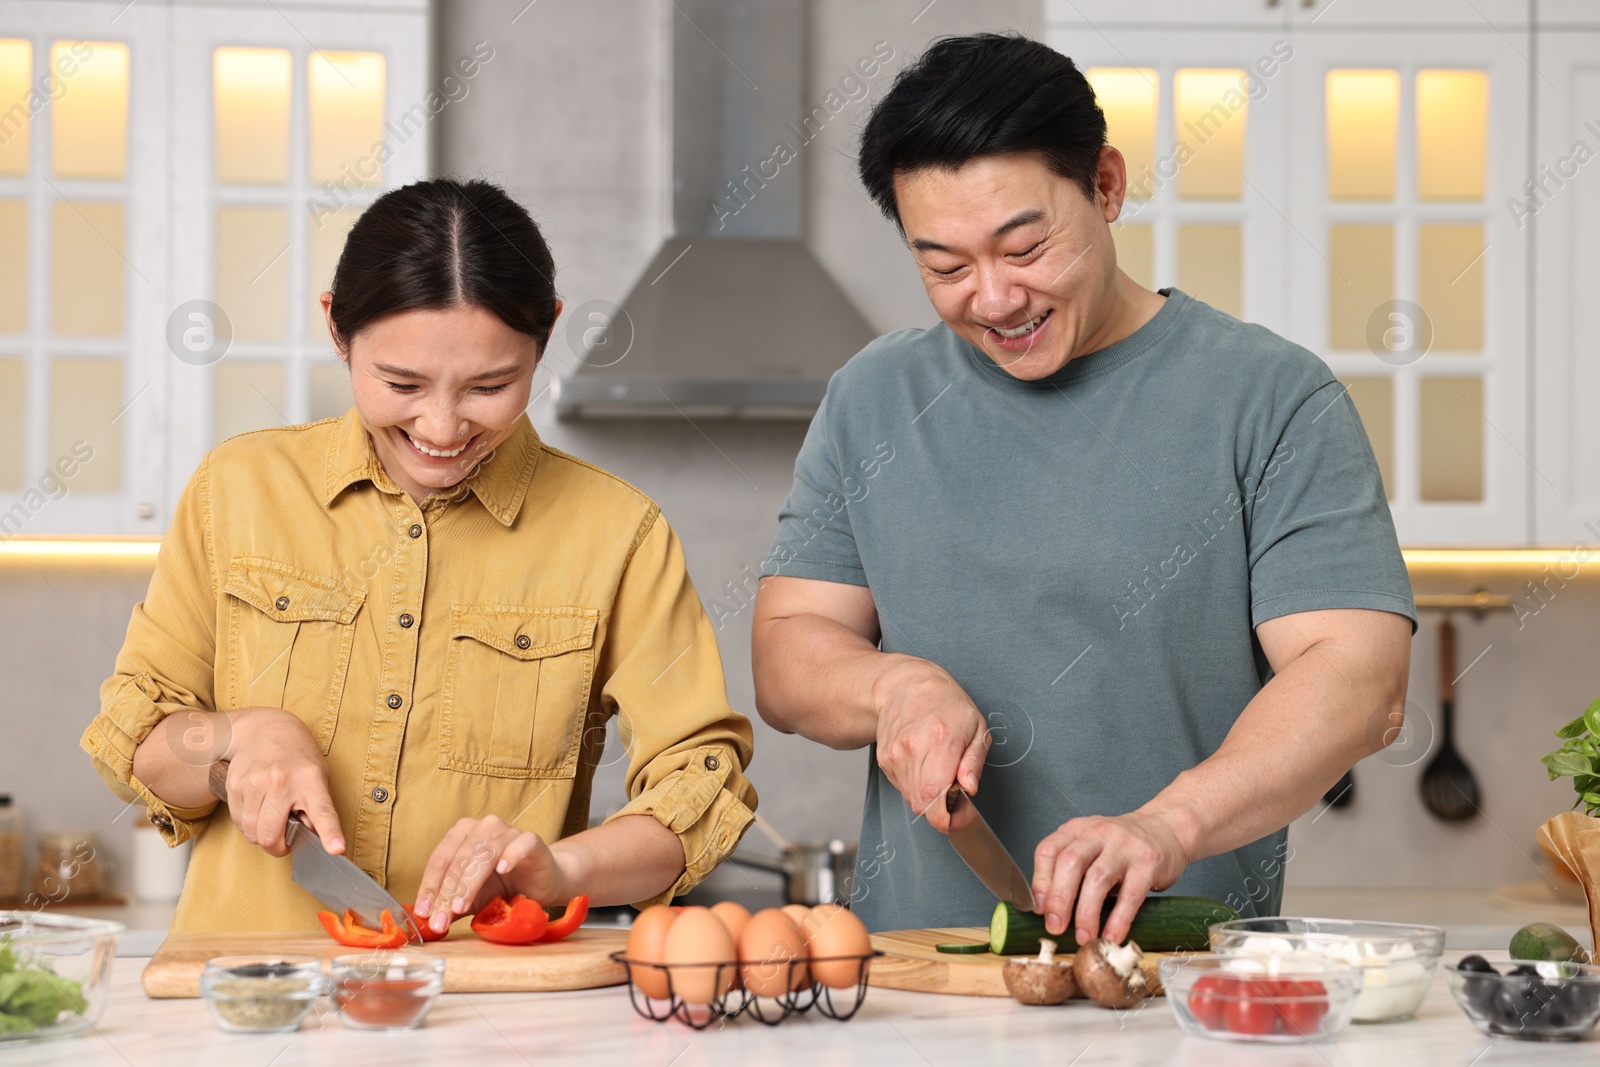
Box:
(141, 927, 628, 998)
(869, 927, 1187, 998)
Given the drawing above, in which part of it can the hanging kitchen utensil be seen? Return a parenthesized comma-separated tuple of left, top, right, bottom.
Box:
(1419, 616, 1481, 821)
(1322, 768, 1355, 808)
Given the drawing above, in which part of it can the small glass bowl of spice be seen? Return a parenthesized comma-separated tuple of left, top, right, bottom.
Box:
(330, 952, 444, 1030)
(200, 957, 323, 1033)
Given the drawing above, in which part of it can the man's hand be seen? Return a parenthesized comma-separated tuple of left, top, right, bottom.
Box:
(412, 815, 573, 936)
(873, 657, 991, 833)
(1031, 810, 1192, 945)
(216, 707, 345, 858)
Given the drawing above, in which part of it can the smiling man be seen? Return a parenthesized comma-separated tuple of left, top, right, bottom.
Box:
(752, 34, 1416, 941)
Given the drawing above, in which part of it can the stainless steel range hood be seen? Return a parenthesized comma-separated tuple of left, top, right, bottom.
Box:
(554, 0, 876, 421)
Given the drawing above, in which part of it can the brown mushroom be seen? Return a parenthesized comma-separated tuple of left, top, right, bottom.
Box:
(1072, 939, 1150, 1009)
(1001, 939, 1077, 1006)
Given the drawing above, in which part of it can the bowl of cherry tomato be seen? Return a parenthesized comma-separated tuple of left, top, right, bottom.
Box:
(1160, 956, 1363, 1044)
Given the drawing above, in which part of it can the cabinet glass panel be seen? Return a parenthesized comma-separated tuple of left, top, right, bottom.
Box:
(214, 360, 286, 443)
(214, 47, 292, 185)
(1416, 70, 1487, 202)
(0, 358, 22, 490)
(308, 51, 385, 187)
(1328, 223, 1393, 351)
(215, 205, 289, 342)
(1418, 222, 1485, 352)
(1418, 376, 1484, 502)
(1174, 69, 1247, 200)
(51, 200, 125, 337)
(0, 200, 25, 333)
(308, 208, 360, 341)
(308, 359, 352, 420)
(51, 41, 128, 180)
(0, 40, 30, 176)
(1326, 69, 1399, 201)
(1177, 223, 1242, 319)
(1111, 223, 1153, 290)
(49, 358, 121, 492)
(1341, 376, 1394, 499)
(1087, 68, 1157, 200)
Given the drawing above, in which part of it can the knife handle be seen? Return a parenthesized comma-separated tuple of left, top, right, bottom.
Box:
(945, 784, 965, 814)
(208, 759, 230, 803)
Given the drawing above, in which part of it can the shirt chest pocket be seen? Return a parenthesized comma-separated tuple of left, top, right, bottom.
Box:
(223, 557, 366, 755)
(438, 606, 599, 779)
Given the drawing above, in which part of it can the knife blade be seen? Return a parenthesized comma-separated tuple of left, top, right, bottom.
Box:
(209, 760, 424, 944)
(945, 785, 1035, 913)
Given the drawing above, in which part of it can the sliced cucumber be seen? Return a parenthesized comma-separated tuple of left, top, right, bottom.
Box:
(990, 895, 1239, 955)
(934, 941, 992, 954)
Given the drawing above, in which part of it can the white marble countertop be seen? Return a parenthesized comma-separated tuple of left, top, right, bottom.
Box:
(6, 951, 1595, 1066)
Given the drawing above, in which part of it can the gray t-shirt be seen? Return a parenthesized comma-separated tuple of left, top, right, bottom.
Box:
(761, 289, 1416, 932)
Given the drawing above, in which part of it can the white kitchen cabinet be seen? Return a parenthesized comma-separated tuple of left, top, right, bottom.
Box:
(1531, 31, 1600, 545)
(1286, 32, 1531, 545)
(0, 0, 426, 536)
(1290, 0, 1529, 28)
(1045, 0, 1287, 29)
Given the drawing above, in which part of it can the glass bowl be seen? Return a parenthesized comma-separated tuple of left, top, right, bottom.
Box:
(0, 911, 123, 1044)
(200, 956, 323, 1033)
(1161, 955, 1363, 1043)
(1209, 917, 1443, 1022)
(329, 952, 444, 1030)
(1445, 955, 1600, 1041)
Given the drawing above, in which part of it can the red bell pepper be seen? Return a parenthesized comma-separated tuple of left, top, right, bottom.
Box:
(318, 908, 408, 950)
(537, 895, 589, 943)
(404, 903, 447, 943)
(470, 894, 548, 945)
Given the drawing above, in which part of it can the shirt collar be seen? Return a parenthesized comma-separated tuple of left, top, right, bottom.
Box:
(322, 408, 541, 527)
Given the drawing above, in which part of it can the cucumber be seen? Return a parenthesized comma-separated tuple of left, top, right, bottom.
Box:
(934, 941, 992, 954)
(990, 896, 1239, 955)
(1510, 922, 1590, 964)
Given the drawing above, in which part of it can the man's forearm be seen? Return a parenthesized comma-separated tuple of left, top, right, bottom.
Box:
(752, 613, 899, 749)
(1138, 628, 1408, 867)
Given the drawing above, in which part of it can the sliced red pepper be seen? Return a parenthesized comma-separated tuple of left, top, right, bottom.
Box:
(317, 907, 408, 949)
(537, 895, 589, 943)
(403, 903, 447, 942)
(470, 893, 548, 945)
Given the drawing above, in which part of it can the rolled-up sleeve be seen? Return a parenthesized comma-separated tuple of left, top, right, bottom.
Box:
(598, 510, 757, 907)
(79, 458, 221, 845)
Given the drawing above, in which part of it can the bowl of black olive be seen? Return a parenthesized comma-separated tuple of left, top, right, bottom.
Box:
(1445, 955, 1600, 1041)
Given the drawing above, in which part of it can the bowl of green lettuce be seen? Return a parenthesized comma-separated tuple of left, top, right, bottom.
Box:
(0, 912, 122, 1043)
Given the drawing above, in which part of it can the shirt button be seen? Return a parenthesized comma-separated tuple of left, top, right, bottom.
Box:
(386, 694, 403, 709)
(399, 613, 414, 628)
(408, 523, 423, 539)
(703, 755, 720, 771)
(515, 634, 531, 650)
(274, 596, 290, 611)
(371, 786, 389, 803)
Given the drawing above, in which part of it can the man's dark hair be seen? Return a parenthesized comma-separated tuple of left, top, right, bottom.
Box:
(857, 33, 1107, 228)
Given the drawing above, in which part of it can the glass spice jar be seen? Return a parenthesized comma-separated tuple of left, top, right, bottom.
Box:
(32, 831, 104, 903)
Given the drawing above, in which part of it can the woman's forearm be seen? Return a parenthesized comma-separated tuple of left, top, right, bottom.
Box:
(130, 709, 235, 809)
(548, 815, 687, 907)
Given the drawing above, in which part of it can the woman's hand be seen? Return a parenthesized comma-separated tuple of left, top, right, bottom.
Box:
(412, 815, 575, 936)
(216, 707, 346, 858)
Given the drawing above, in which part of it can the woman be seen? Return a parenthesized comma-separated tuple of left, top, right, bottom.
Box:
(80, 179, 757, 933)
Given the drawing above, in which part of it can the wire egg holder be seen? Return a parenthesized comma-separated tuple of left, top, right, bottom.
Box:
(608, 951, 884, 1029)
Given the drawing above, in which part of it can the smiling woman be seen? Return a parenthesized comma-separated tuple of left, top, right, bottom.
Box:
(79, 178, 758, 934)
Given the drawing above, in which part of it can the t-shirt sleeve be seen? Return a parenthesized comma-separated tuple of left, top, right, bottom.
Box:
(760, 391, 869, 586)
(1244, 380, 1418, 631)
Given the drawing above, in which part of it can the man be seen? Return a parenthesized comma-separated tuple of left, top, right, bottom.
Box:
(752, 33, 1414, 944)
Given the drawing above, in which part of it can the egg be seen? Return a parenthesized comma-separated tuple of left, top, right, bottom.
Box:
(802, 903, 872, 989)
(624, 904, 678, 1000)
(661, 906, 738, 1005)
(709, 900, 752, 943)
(737, 908, 809, 997)
(781, 903, 812, 929)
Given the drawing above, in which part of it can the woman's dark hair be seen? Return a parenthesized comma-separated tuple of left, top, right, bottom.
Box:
(858, 33, 1107, 228)
(328, 178, 559, 351)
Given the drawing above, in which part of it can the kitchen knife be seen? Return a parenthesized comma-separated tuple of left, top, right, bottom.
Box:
(208, 760, 424, 944)
(944, 785, 1035, 913)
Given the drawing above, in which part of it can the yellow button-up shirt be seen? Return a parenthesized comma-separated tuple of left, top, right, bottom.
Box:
(80, 410, 756, 932)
